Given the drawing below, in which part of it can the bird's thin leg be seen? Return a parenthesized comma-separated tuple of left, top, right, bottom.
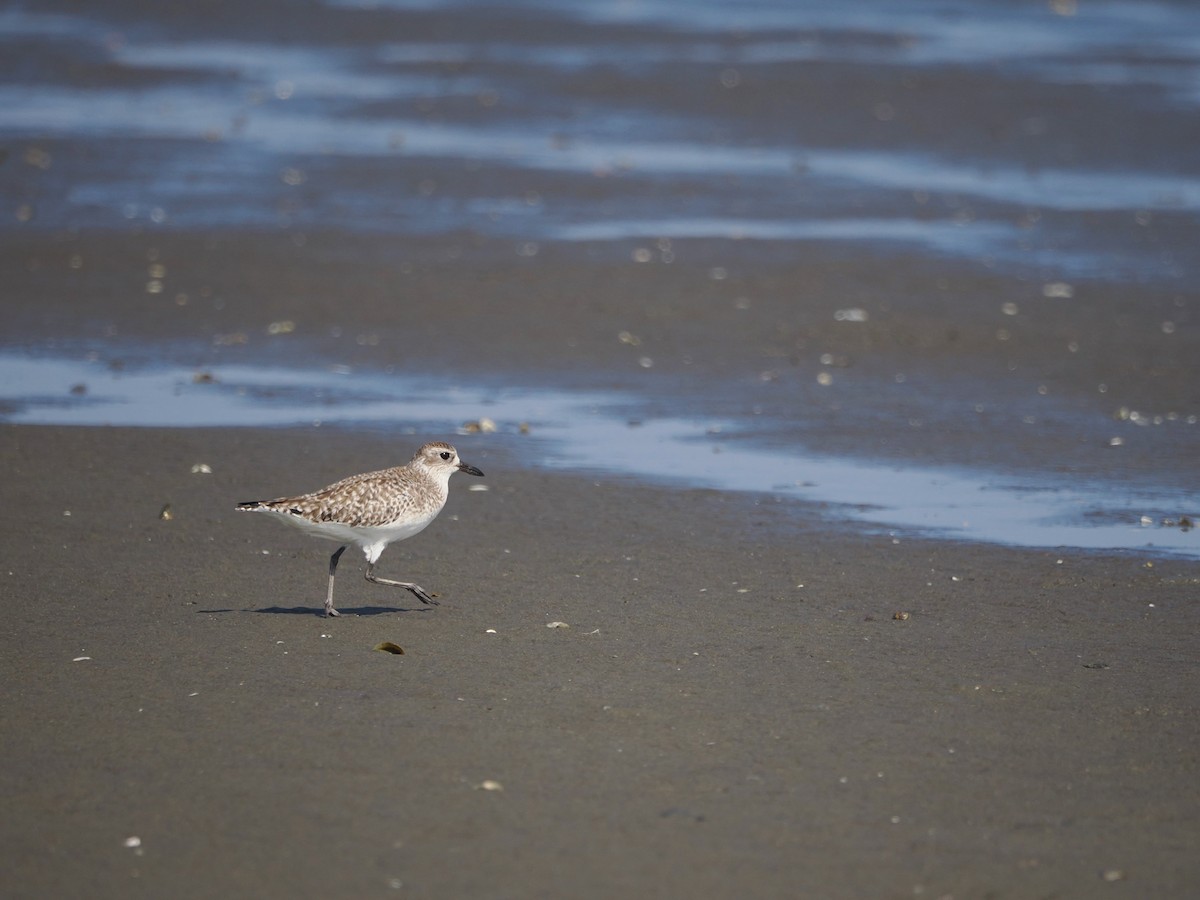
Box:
(325, 546, 347, 617)
(365, 562, 439, 606)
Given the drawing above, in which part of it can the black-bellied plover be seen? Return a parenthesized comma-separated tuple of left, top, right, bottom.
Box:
(237, 441, 484, 617)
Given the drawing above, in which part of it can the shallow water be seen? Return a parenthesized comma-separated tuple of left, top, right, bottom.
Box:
(3, 0, 1198, 280)
(2, 351, 1196, 558)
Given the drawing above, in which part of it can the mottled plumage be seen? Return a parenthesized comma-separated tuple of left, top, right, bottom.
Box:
(238, 441, 484, 617)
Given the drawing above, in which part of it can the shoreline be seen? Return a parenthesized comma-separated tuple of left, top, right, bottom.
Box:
(2, 344, 1197, 559)
(4, 227, 1198, 485)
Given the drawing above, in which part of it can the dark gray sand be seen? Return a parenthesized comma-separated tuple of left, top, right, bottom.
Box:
(2, 423, 1198, 898)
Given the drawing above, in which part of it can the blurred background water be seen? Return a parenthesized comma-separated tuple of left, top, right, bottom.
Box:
(3, 0, 1198, 280)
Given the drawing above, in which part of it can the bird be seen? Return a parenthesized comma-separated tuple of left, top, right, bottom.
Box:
(237, 441, 484, 617)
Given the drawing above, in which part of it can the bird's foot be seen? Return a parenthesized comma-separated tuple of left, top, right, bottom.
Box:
(409, 586, 439, 606)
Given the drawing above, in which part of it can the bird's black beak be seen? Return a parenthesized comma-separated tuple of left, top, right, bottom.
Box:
(458, 462, 485, 477)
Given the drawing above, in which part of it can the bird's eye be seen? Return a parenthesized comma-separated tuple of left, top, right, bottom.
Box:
(440, 451, 451, 460)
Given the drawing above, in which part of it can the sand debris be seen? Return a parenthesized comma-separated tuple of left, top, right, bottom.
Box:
(460, 417, 496, 434)
(834, 307, 868, 322)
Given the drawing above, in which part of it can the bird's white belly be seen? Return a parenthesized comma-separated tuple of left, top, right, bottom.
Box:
(277, 507, 440, 549)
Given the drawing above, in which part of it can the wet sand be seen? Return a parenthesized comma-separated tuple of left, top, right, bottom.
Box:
(6, 228, 1198, 463)
(2, 417, 1198, 898)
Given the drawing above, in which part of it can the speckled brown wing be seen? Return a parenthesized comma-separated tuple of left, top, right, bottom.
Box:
(250, 467, 442, 528)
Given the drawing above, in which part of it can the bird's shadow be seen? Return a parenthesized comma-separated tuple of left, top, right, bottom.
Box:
(197, 605, 434, 617)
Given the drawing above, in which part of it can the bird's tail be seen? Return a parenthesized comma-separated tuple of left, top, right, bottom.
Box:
(237, 499, 303, 515)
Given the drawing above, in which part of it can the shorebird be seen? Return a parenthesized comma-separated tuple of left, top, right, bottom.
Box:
(237, 441, 484, 617)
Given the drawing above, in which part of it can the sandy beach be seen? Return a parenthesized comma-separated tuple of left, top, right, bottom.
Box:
(1, 421, 1198, 898)
(3, 0, 1200, 896)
